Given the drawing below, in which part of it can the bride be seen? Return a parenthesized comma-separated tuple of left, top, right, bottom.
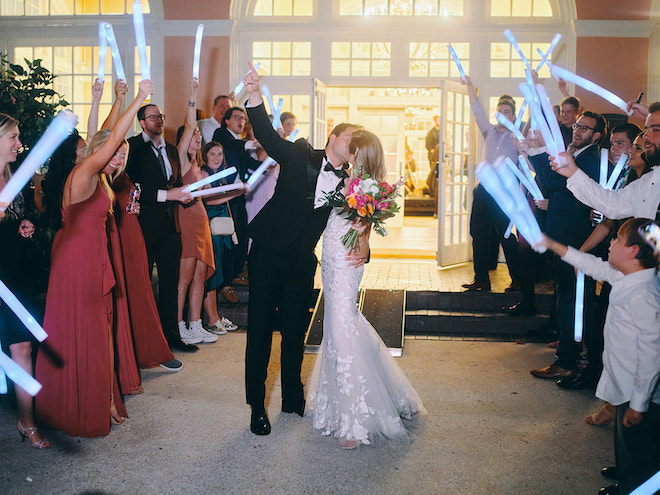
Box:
(309, 129, 425, 448)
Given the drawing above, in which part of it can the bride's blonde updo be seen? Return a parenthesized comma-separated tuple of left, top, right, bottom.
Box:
(349, 129, 386, 182)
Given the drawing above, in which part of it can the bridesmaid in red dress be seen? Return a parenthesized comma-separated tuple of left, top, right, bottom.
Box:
(174, 79, 217, 344)
(35, 79, 153, 438)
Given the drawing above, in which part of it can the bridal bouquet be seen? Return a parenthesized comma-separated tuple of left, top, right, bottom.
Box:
(322, 170, 403, 250)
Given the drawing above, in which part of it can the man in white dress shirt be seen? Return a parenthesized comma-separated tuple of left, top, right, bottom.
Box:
(197, 94, 233, 146)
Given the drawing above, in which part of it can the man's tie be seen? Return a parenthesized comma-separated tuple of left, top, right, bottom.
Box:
(153, 143, 168, 180)
(324, 163, 349, 180)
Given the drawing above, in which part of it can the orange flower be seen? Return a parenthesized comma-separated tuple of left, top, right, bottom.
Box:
(347, 194, 358, 208)
(358, 206, 367, 217)
(367, 203, 374, 214)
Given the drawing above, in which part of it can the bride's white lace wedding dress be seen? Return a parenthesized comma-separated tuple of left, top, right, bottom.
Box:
(308, 208, 425, 447)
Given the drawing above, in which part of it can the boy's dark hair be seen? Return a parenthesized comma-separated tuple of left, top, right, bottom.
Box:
(582, 110, 607, 145)
(280, 111, 296, 124)
(618, 218, 660, 269)
(137, 103, 157, 122)
(221, 106, 246, 129)
(610, 123, 642, 145)
(560, 96, 580, 111)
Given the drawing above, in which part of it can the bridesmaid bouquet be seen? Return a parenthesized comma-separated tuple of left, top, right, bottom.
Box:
(322, 170, 403, 250)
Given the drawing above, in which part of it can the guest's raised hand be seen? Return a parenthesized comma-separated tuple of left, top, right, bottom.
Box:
(534, 199, 549, 211)
(244, 62, 261, 94)
(137, 79, 154, 98)
(115, 79, 128, 100)
(92, 78, 104, 100)
(167, 186, 194, 204)
(191, 77, 199, 96)
(549, 151, 577, 178)
(626, 101, 648, 121)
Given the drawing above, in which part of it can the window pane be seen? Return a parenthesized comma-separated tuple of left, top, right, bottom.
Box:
(390, 0, 412, 15)
(76, 0, 99, 15)
(512, 0, 531, 17)
(331, 42, 350, 58)
(53, 75, 72, 99)
(293, 0, 312, 15)
(253, 0, 272, 16)
(253, 42, 271, 58)
(339, 0, 362, 15)
(373, 42, 390, 59)
(272, 42, 291, 58)
(73, 46, 93, 73)
(415, 0, 437, 15)
(272, 59, 291, 75)
(429, 60, 448, 77)
(365, 0, 387, 15)
(491, 42, 509, 60)
(273, 0, 292, 16)
(442, 0, 463, 15)
(490, 60, 510, 78)
(331, 59, 350, 76)
(491, 0, 510, 16)
(533, 0, 552, 17)
(101, 0, 126, 14)
(254, 59, 271, 75)
(33, 46, 53, 71)
(409, 42, 428, 59)
(14, 47, 33, 63)
(292, 42, 310, 58)
(410, 60, 428, 77)
(352, 59, 370, 76)
(352, 42, 371, 59)
(52, 0, 73, 14)
(292, 59, 310, 75)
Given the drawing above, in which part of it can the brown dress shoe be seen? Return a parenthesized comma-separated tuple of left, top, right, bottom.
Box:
(232, 277, 249, 286)
(220, 286, 239, 304)
(530, 365, 576, 379)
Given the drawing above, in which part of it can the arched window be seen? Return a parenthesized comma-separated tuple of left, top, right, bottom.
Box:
(339, 0, 463, 16)
(253, 0, 312, 16)
(490, 0, 551, 17)
(0, 0, 150, 15)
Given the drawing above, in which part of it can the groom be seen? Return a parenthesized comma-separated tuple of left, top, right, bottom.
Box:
(243, 63, 360, 435)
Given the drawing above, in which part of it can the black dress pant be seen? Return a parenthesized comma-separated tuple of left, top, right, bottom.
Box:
(245, 240, 317, 412)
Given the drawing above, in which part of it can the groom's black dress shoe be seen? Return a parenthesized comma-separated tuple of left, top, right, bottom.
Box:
(599, 483, 619, 495)
(250, 411, 271, 436)
(282, 400, 305, 417)
(601, 467, 617, 480)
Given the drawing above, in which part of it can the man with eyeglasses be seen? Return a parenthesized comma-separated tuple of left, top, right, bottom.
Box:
(528, 111, 605, 380)
(126, 103, 196, 353)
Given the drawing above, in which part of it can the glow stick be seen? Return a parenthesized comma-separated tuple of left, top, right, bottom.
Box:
(599, 148, 609, 186)
(0, 111, 78, 208)
(272, 98, 283, 131)
(97, 22, 108, 82)
(495, 112, 524, 141)
(534, 34, 562, 72)
(518, 155, 544, 200)
(574, 270, 585, 342)
(504, 221, 514, 239)
(515, 100, 527, 130)
(190, 182, 244, 198)
(132, 1, 150, 80)
(504, 29, 531, 69)
(0, 280, 47, 341)
(0, 334, 5, 394)
(233, 62, 261, 96)
(550, 64, 632, 115)
(606, 153, 628, 190)
(0, 350, 42, 396)
(504, 157, 542, 200)
(192, 24, 204, 79)
(535, 83, 567, 157)
(182, 166, 236, 192)
(519, 83, 563, 165)
(105, 23, 126, 81)
(447, 43, 466, 81)
(246, 157, 275, 188)
(629, 470, 660, 495)
(525, 69, 537, 100)
(261, 85, 276, 115)
(287, 129, 299, 142)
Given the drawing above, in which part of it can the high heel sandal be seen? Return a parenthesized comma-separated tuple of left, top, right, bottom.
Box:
(585, 403, 615, 426)
(17, 420, 50, 449)
(110, 394, 125, 426)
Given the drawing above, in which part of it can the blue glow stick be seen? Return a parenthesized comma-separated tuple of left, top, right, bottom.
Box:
(550, 64, 632, 115)
(504, 220, 514, 239)
(504, 157, 542, 200)
(599, 148, 609, 186)
(233, 62, 261, 96)
(535, 83, 567, 157)
(261, 85, 276, 115)
(97, 22, 108, 82)
(525, 69, 537, 100)
(182, 166, 237, 192)
(629, 470, 660, 495)
(0, 350, 42, 396)
(192, 24, 204, 79)
(246, 157, 276, 188)
(574, 270, 585, 342)
(0, 111, 78, 208)
(105, 24, 126, 81)
(0, 280, 47, 342)
(515, 100, 528, 130)
(447, 43, 466, 81)
(519, 83, 563, 165)
(606, 153, 629, 190)
(534, 33, 562, 72)
(0, 334, 5, 394)
(190, 182, 244, 198)
(518, 155, 544, 200)
(132, 1, 150, 80)
(493, 158, 540, 241)
(504, 29, 531, 69)
(496, 112, 524, 141)
(287, 129, 299, 142)
(272, 98, 283, 131)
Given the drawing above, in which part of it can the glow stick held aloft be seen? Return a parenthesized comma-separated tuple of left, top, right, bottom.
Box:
(105, 23, 126, 81)
(0, 111, 78, 209)
(233, 62, 261, 96)
(246, 157, 276, 188)
(535, 83, 567, 157)
(574, 270, 585, 342)
(504, 220, 514, 239)
(629, 470, 660, 495)
(518, 155, 544, 200)
(97, 22, 108, 82)
(495, 112, 524, 141)
(182, 166, 237, 192)
(606, 153, 629, 190)
(0, 280, 48, 342)
(550, 64, 632, 115)
(261, 85, 276, 114)
(504, 29, 531, 69)
(0, 350, 42, 396)
(447, 43, 466, 81)
(599, 148, 609, 186)
(519, 83, 563, 165)
(272, 98, 283, 131)
(192, 24, 204, 79)
(534, 33, 562, 72)
(514, 100, 528, 130)
(504, 157, 541, 201)
(190, 182, 244, 198)
(287, 129, 299, 142)
(132, 0, 150, 80)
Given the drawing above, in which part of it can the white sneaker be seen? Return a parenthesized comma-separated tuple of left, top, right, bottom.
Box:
(190, 319, 218, 343)
(220, 317, 238, 332)
(179, 320, 203, 344)
(205, 320, 228, 335)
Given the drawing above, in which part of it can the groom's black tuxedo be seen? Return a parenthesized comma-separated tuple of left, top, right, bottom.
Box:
(245, 102, 334, 414)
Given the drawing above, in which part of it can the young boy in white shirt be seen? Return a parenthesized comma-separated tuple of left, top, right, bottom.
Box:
(542, 218, 660, 495)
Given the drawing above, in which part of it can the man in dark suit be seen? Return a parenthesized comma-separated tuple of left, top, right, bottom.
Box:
(125, 104, 195, 352)
(529, 110, 606, 379)
(242, 63, 360, 435)
(212, 107, 261, 289)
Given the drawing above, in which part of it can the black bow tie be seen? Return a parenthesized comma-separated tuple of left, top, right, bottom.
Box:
(324, 163, 349, 179)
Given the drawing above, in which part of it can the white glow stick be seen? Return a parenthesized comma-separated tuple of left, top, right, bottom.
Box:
(271, 98, 283, 131)
(0, 111, 78, 208)
(233, 62, 261, 96)
(515, 100, 528, 130)
(287, 129, 299, 142)
(183, 166, 237, 192)
(504, 29, 531, 69)
(574, 270, 585, 342)
(447, 43, 466, 81)
(630, 470, 660, 495)
(504, 220, 514, 239)
(518, 155, 544, 200)
(0, 350, 42, 396)
(606, 153, 629, 190)
(97, 22, 108, 82)
(261, 85, 276, 114)
(132, 1, 150, 80)
(246, 157, 276, 188)
(190, 182, 244, 198)
(0, 280, 47, 342)
(519, 83, 563, 165)
(504, 157, 542, 201)
(535, 83, 567, 157)
(550, 64, 632, 115)
(192, 24, 204, 79)
(496, 112, 524, 141)
(525, 69, 537, 100)
(105, 24, 126, 81)
(599, 148, 609, 186)
(534, 34, 562, 72)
